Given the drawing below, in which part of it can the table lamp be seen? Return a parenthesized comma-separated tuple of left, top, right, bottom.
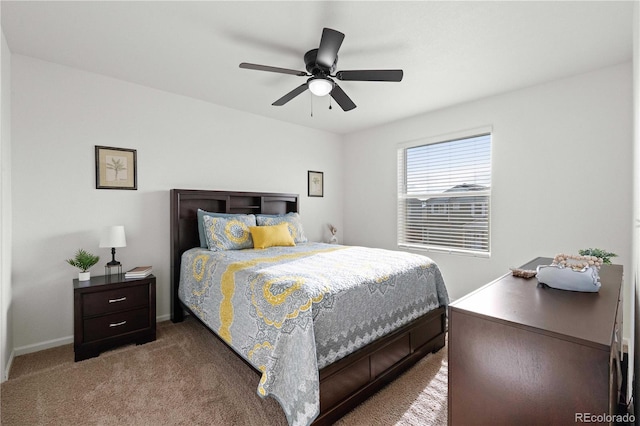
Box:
(99, 225, 126, 276)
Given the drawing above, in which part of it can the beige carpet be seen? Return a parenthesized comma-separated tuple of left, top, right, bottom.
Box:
(1, 317, 448, 425)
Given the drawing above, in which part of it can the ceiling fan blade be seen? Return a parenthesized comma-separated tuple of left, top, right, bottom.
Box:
(316, 28, 345, 69)
(330, 84, 356, 111)
(335, 69, 404, 82)
(240, 62, 307, 77)
(272, 84, 309, 106)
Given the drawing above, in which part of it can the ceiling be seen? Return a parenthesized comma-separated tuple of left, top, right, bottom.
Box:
(1, 1, 634, 135)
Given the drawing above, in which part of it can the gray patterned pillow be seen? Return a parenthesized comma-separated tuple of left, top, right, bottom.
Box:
(197, 209, 243, 248)
(203, 214, 257, 251)
(256, 213, 308, 243)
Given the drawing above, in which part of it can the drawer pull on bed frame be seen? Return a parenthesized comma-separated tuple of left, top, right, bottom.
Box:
(109, 321, 127, 328)
(108, 297, 127, 303)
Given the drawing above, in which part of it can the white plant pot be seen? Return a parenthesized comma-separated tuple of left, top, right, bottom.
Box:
(78, 271, 91, 281)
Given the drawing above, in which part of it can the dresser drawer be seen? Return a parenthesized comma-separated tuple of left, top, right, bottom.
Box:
(83, 308, 150, 342)
(82, 284, 149, 317)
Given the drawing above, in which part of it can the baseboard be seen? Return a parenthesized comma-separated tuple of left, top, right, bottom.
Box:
(3, 349, 14, 382)
(13, 313, 172, 358)
(156, 313, 171, 323)
(14, 335, 73, 357)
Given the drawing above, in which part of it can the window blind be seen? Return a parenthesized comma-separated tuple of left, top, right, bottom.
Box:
(397, 132, 492, 255)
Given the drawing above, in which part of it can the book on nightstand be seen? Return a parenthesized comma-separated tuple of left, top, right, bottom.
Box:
(125, 266, 153, 279)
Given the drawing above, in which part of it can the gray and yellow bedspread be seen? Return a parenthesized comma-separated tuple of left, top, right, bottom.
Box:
(179, 242, 448, 426)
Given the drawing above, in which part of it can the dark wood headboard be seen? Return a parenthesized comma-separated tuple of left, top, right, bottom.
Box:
(169, 189, 299, 322)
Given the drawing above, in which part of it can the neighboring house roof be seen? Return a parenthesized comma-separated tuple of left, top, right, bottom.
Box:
(423, 183, 489, 204)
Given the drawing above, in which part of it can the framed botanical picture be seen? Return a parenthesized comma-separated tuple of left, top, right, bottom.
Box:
(308, 170, 323, 197)
(95, 146, 137, 190)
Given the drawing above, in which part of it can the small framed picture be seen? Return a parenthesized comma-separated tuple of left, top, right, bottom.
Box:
(308, 170, 323, 197)
(95, 146, 137, 190)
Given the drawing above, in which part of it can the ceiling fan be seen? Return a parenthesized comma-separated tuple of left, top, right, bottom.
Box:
(239, 28, 403, 112)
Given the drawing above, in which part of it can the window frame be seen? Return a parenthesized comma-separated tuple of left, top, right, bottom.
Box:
(397, 127, 492, 257)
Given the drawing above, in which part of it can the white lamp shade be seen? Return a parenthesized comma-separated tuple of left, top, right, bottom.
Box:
(99, 225, 127, 248)
(308, 78, 334, 97)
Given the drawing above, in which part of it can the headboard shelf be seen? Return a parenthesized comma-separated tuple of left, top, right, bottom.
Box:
(170, 189, 299, 322)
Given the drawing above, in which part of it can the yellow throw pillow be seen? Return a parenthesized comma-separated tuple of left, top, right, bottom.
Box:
(250, 224, 296, 249)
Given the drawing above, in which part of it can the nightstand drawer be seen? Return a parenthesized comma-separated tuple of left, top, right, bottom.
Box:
(82, 284, 149, 317)
(83, 308, 150, 342)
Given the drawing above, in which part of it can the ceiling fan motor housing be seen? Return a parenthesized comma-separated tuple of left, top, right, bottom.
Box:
(304, 49, 337, 76)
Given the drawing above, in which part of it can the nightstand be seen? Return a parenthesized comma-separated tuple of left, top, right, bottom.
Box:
(73, 274, 156, 362)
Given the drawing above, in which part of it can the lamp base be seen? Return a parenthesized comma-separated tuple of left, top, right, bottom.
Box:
(104, 262, 122, 277)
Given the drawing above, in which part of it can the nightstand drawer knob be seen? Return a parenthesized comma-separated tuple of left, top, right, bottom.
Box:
(108, 297, 127, 303)
(109, 321, 127, 328)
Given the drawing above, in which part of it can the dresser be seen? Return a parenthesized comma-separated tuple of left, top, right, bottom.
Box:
(73, 274, 156, 362)
(448, 257, 622, 425)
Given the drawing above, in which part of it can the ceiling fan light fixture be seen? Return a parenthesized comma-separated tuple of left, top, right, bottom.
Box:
(308, 77, 334, 97)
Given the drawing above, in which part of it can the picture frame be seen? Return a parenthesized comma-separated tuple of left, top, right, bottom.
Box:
(95, 146, 137, 190)
(308, 170, 323, 197)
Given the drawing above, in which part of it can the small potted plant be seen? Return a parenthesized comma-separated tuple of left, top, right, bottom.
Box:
(66, 249, 100, 281)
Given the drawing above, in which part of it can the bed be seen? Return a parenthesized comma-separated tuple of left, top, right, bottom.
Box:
(170, 189, 448, 426)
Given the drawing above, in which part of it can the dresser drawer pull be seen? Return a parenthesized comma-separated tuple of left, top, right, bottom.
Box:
(109, 321, 127, 328)
(108, 297, 127, 303)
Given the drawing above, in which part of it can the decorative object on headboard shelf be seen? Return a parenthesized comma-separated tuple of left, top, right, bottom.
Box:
(536, 253, 602, 292)
(95, 146, 137, 190)
(328, 223, 338, 244)
(308, 170, 323, 197)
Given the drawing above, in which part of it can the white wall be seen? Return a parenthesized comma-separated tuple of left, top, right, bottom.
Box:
(10, 55, 343, 351)
(1, 27, 13, 378)
(343, 63, 634, 341)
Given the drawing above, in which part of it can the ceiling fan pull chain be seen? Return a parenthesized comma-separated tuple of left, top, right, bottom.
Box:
(329, 97, 333, 110)
(310, 92, 314, 117)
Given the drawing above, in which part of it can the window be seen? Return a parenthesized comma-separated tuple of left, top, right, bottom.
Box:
(397, 130, 492, 255)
